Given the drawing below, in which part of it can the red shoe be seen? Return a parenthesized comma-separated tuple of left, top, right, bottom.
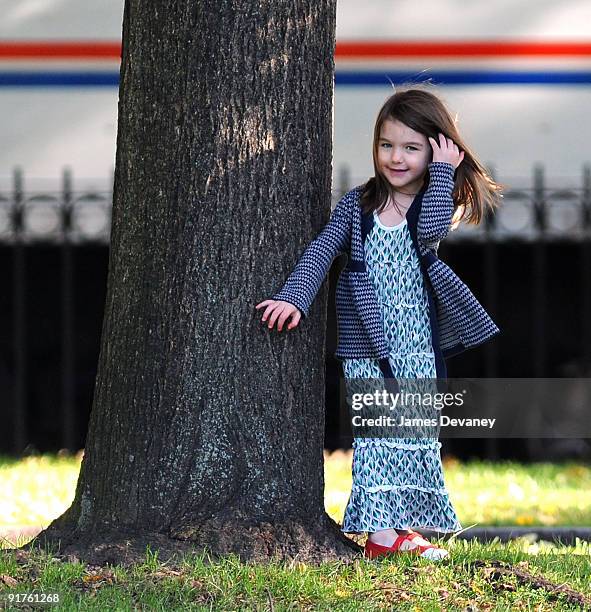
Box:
(364, 530, 449, 561)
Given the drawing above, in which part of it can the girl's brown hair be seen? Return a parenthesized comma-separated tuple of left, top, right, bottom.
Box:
(361, 83, 504, 226)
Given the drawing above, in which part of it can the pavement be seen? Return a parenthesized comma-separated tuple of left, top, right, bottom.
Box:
(422, 526, 591, 545)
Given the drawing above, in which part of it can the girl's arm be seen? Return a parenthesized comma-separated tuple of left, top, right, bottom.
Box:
(417, 161, 456, 250)
(418, 134, 464, 250)
(269, 189, 355, 318)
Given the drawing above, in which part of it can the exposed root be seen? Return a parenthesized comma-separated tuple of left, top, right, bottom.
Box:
(473, 559, 591, 608)
(4, 513, 360, 569)
(170, 513, 361, 565)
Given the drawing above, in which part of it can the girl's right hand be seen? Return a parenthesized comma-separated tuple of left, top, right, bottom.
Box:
(255, 300, 302, 332)
(429, 133, 464, 169)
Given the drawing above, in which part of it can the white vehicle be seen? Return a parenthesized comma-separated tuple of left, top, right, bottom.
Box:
(1, 0, 590, 240)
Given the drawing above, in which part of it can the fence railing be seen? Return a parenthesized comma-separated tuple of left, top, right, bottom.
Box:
(334, 163, 591, 241)
(1, 164, 591, 243)
(0, 168, 112, 245)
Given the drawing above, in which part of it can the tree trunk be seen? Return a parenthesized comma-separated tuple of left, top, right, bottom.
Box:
(23, 0, 359, 566)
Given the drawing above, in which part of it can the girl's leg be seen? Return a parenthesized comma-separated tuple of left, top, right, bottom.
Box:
(368, 528, 412, 546)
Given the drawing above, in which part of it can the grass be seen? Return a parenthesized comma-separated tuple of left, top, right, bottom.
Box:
(2, 451, 591, 537)
(0, 451, 82, 535)
(1, 451, 590, 609)
(1, 535, 590, 610)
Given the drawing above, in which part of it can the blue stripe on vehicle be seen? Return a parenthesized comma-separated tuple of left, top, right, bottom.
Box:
(0, 72, 119, 86)
(336, 71, 591, 85)
(2, 70, 591, 87)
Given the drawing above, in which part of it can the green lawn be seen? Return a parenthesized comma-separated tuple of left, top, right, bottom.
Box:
(1, 450, 590, 541)
(1, 452, 590, 609)
(1, 537, 590, 610)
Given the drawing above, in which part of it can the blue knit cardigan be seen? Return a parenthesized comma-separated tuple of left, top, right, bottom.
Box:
(272, 161, 500, 380)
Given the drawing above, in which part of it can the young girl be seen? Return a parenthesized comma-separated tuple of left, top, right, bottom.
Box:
(255, 86, 502, 561)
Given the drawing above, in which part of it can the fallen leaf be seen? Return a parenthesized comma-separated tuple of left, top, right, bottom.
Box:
(0, 575, 18, 587)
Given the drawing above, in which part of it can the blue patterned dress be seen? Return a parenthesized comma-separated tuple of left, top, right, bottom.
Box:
(341, 210, 462, 534)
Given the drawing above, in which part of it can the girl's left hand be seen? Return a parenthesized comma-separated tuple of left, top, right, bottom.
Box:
(429, 133, 465, 169)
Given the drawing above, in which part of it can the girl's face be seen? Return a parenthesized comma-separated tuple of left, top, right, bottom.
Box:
(377, 118, 431, 194)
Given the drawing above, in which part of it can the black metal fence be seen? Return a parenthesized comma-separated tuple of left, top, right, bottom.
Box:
(1, 165, 591, 456)
(1, 168, 111, 454)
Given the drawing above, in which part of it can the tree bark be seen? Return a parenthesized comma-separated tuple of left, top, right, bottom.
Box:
(21, 0, 360, 565)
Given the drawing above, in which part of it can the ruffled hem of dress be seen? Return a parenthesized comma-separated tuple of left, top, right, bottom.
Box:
(341, 484, 462, 534)
(359, 483, 450, 494)
(353, 439, 442, 450)
(341, 521, 463, 535)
